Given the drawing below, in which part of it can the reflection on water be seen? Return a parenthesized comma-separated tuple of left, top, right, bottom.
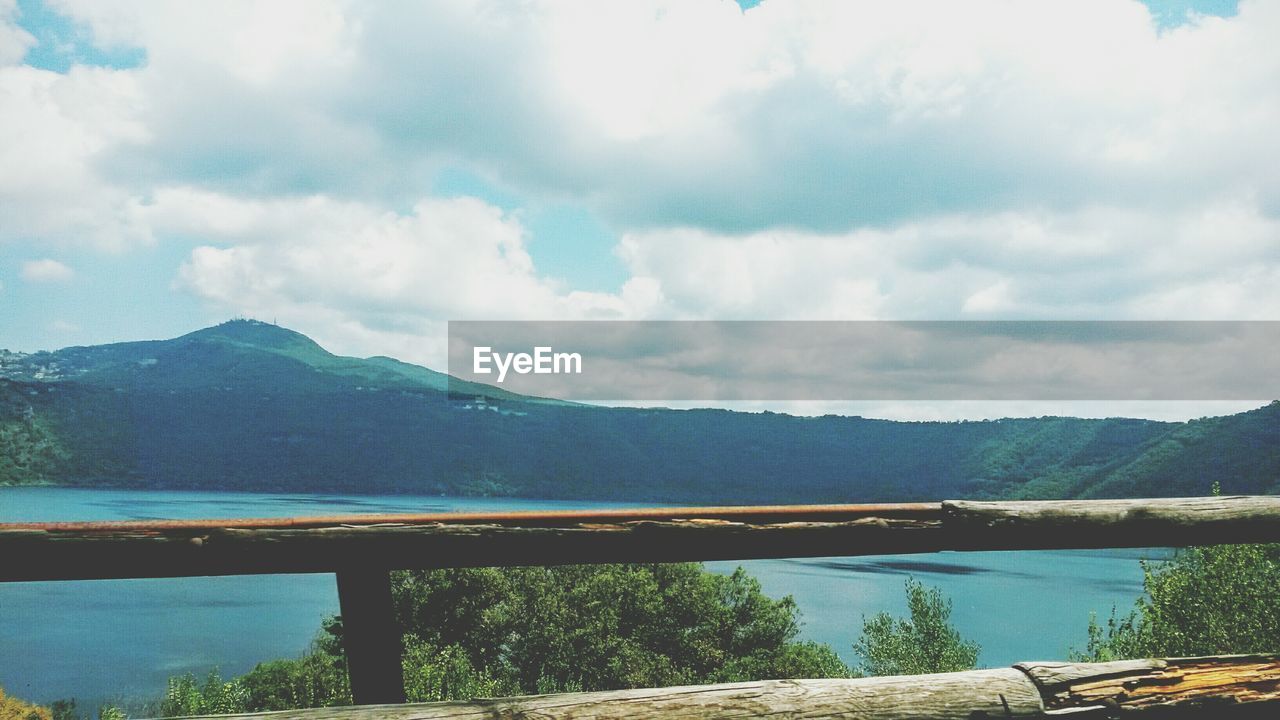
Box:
(0, 488, 1162, 708)
(804, 558, 1037, 577)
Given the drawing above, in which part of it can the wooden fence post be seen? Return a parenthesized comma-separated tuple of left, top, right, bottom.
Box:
(335, 568, 406, 705)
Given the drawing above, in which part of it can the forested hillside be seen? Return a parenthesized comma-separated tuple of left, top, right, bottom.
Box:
(2, 320, 1277, 502)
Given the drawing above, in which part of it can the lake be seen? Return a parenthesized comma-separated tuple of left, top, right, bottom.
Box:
(0, 487, 1162, 708)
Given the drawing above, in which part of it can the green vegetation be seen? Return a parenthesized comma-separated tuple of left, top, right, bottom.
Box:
(1077, 485, 1280, 661)
(158, 622, 350, 715)
(390, 564, 847, 695)
(157, 563, 850, 715)
(852, 579, 980, 676)
(0, 385, 69, 486)
(151, 568, 991, 715)
(3, 321, 1277, 501)
(0, 415, 66, 486)
(147, 537, 1280, 715)
(1077, 542, 1280, 662)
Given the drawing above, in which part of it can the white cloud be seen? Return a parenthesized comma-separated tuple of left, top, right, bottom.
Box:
(0, 0, 34, 66)
(171, 191, 658, 364)
(0, 62, 147, 249)
(173, 189, 1280, 365)
(618, 197, 1280, 321)
(24, 1, 1280, 231)
(21, 258, 75, 282)
(2, 0, 1279, 363)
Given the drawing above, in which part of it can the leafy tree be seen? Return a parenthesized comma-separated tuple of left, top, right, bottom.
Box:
(852, 578, 980, 676)
(1078, 543, 1280, 661)
(0, 687, 51, 720)
(1078, 482, 1280, 661)
(159, 563, 849, 714)
(390, 564, 848, 695)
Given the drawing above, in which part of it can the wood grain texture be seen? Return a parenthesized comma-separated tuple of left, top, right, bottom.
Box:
(149, 655, 1280, 719)
(160, 671, 1045, 720)
(946, 496, 1280, 527)
(1014, 658, 1166, 687)
(5, 496, 1280, 582)
(1022, 655, 1280, 714)
(944, 495, 1280, 551)
(0, 516, 943, 581)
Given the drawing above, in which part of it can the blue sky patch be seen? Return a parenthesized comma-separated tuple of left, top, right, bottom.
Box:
(433, 166, 627, 293)
(1139, 0, 1238, 29)
(17, 0, 145, 72)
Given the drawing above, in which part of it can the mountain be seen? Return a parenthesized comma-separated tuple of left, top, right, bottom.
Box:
(0, 321, 548, 399)
(2, 320, 1278, 502)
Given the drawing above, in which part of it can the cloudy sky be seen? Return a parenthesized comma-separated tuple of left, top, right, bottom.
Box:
(1, 0, 1276, 390)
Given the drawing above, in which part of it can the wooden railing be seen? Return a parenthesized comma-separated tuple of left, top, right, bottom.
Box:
(180, 654, 1280, 718)
(5, 496, 1280, 715)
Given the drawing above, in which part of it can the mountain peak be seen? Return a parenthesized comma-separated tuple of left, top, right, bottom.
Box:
(180, 319, 329, 357)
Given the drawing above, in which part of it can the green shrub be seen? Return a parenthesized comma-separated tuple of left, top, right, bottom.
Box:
(853, 578, 980, 676)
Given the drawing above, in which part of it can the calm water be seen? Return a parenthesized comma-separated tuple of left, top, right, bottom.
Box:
(0, 488, 1160, 708)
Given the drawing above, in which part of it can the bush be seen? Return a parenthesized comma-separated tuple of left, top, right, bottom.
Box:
(852, 578, 980, 676)
(390, 564, 850, 695)
(238, 654, 351, 712)
(1078, 542, 1280, 661)
(159, 562, 850, 714)
(402, 641, 516, 702)
(159, 671, 247, 717)
(0, 687, 51, 720)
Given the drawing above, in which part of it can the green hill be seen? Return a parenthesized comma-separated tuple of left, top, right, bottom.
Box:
(1, 320, 1276, 502)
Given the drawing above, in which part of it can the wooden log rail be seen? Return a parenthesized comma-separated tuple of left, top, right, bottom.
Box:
(166, 654, 1280, 719)
(6, 496, 1280, 583)
(6, 495, 1280, 707)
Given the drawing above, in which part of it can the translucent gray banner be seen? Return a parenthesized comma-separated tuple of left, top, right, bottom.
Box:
(446, 321, 1280, 401)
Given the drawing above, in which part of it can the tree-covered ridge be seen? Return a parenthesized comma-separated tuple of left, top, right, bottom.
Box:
(2, 321, 1278, 501)
(0, 411, 66, 486)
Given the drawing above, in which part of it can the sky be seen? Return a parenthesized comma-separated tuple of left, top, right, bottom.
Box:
(0, 0, 1276, 418)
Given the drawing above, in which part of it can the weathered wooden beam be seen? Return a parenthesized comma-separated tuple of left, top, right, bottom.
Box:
(152, 654, 1280, 719)
(944, 496, 1280, 551)
(0, 508, 945, 582)
(163, 670, 1048, 719)
(335, 568, 406, 706)
(3, 496, 1280, 583)
(1018, 654, 1280, 715)
(0, 503, 939, 532)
